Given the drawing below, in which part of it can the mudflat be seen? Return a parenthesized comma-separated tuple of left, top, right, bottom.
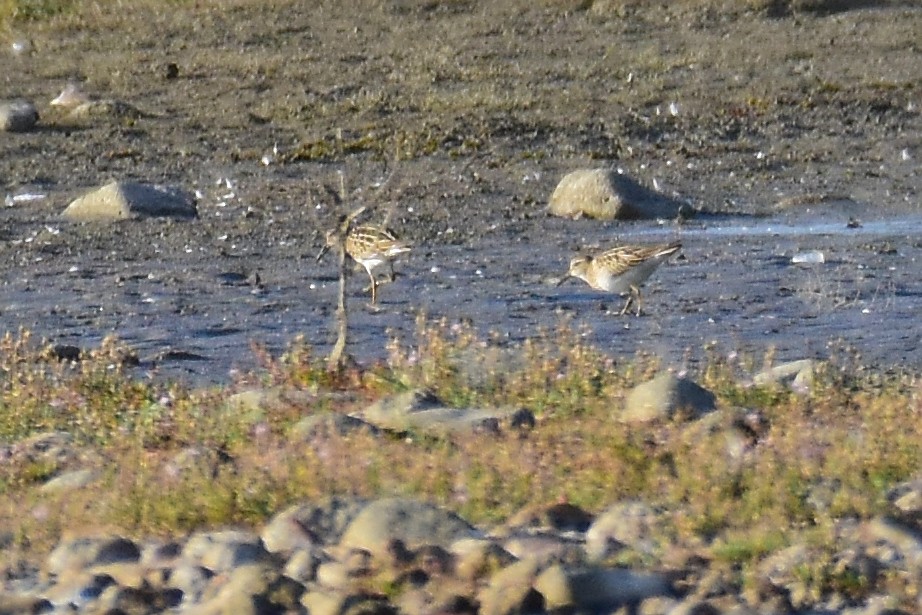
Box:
(1, 0, 920, 384)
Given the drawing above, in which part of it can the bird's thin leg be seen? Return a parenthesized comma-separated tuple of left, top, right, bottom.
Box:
(373, 264, 396, 286)
(619, 295, 633, 316)
(633, 287, 643, 317)
(359, 264, 375, 293)
(360, 267, 378, 304)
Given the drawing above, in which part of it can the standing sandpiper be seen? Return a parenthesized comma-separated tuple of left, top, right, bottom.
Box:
(318, 225, 412, 305)
(558, 241, 681, 316)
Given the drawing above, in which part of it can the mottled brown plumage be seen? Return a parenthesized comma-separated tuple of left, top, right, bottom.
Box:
(326, 225, 411, 304)
(560, 241, 681, 316)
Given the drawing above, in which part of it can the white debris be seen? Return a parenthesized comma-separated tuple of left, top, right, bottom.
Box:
(11, 38, 31, 56)
(792, 250, 825, 264)
(261, 143, 279, 166)
(11, 193, 46, 203)
(3, 191, 43, 207)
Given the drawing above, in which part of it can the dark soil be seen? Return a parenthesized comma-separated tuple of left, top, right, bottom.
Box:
(1, 0, 921, 384)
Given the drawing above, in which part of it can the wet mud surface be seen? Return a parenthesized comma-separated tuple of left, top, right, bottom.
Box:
(1, 1, 920, 384)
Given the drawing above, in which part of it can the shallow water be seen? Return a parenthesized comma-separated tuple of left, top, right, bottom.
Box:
(1, 206, 920, 386)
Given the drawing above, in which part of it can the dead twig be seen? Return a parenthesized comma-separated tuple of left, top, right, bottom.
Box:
(317, 205, 366, 370)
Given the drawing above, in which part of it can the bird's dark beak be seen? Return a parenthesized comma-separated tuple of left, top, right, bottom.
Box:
(555, 273, 571, 287)
(316, 244, 330, 262)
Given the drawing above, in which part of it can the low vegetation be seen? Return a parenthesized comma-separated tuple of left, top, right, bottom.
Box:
(0, 321, 919, 605)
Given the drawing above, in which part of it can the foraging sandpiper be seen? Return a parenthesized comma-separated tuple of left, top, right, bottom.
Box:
(559, 241, 682, 316)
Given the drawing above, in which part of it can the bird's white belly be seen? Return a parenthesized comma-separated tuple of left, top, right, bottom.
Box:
(359, 256, 386, 270)
(593, 260, 660, 293)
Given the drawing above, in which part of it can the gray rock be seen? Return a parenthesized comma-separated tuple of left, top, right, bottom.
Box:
(502, 501, 594, 534)
(62, 180, 197, 221)
(636, 595, 683, 614)
(339, 497, 480, 558)
(396, 586, 472, 615)
(534, 564, 674, 611)
(302, 590, 396, 615)
(752, 359, 815, 392)
(182, 530, 272, 573)
(451, 538, 515, 581)
(45, 570, 117, 609)
(227, 388, 378, 439)
(11, 430, 74, 463)
(46, 536, 141, 576)
(67, 99, 146, 120)
(0, 594, 53, 613)
(0, 100, 38, 132)
(888, 477, 922, 518)
(166, 562, 215, 603)
(284, 548, 322, 583)
(94, 583, 184, 614)
(864, 516, 922, 568)
(140, 540, 183, 566)
(363, 388, 531, 435)
(88, 560, 145, 588)
(647, 596, 722, 615)
(752, 0, 881, 16)
(622, 373, 717, 423)
(291, 412, 380, 439)
(477, 558, 544, 615)
(501, 534, 585, 566)
(585, 501, 663, 561)
(261, 497, 367, 553)
(38, 468, 98, 493)
(195, 563, 304, 615)
(301, 590, 346, 615)
(315, 560, 358, 590)
(701, 596, 760, 614)
(50, 83, 149, 120)
(548, 168, 687, 220)
(839, 594, 914, 615)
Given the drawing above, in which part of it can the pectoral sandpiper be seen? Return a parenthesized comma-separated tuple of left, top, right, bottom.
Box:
(318, 225, 412, 305)
(559, 241, 681, 316)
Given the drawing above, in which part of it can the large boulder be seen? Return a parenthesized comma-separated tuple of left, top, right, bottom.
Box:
(62, 181, 197, 221)
(339, 498, 481, 557)
(548, 168, 687, 220)
(622, 373, 716, 423)
(362, 388, 533, 435)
